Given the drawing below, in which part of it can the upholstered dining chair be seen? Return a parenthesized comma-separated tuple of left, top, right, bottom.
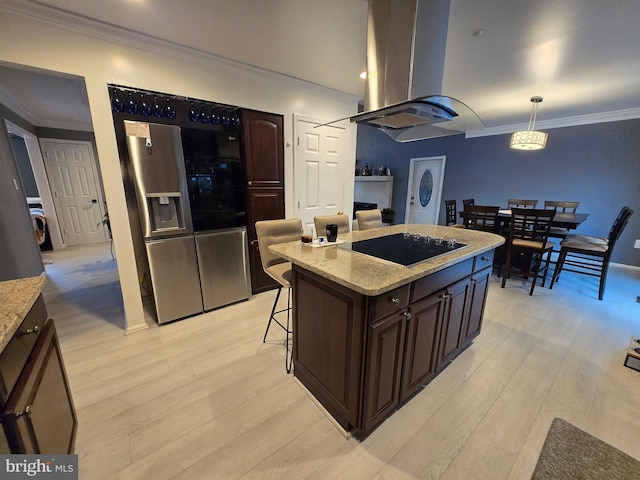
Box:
(356, 209, 383, 230)
(314, 213, 350, 237)
(544, 200, 581, 240)
(507, 198, 538, 209)
(501, 208, 555, 295)
(255, 218, 302, 373)
(550, 206, 633, 300)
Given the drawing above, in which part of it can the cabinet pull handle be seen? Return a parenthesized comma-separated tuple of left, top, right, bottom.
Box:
(481, 256, 490, 262)
(403, 311, 412, 320)
(25, 325, 40, 335)
(390, 297, 400, 305)
(440, 290, 453, 299)
(248, 181, 253, 186)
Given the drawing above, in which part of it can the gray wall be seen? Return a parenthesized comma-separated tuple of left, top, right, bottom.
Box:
(356, 118, 640, 266)
(0, 103, 44, 280)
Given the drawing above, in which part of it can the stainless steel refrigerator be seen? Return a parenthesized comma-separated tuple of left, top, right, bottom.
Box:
(125, 120, 250, 324)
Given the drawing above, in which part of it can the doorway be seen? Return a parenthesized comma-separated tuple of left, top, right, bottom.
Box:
(40, 139, 107, 246)
(405, 156, 446, 225)
(294, 114, 349, 234)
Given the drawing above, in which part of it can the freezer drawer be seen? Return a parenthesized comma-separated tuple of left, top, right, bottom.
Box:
(146, 236, 203, 323)
(195, 228, 251, 311)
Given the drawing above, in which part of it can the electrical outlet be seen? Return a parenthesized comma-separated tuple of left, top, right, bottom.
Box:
(635, 239, 640, 249)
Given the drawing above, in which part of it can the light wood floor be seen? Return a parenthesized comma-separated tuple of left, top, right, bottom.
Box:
(41, 243, 640, 480)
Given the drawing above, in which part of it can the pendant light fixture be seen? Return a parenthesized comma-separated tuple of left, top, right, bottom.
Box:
(510, 96, 548, 150)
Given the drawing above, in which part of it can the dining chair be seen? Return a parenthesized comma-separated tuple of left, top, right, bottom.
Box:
(544, 200, 581, 240)
(444, 199, 458, 226)
(356, 209, 383, 230)
(314, 213, 350, 237)
(507, 198, 538, 208)
(463, 204, 500, 233)
(445, 199, 465, 228)
(255, 218, 303, 373)
(462, 198, 475, 206)
(550, 206, 633, 300)
(501, 208, 555, 295)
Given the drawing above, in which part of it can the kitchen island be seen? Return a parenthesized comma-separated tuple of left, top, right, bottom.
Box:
(269, 224, 504, 436)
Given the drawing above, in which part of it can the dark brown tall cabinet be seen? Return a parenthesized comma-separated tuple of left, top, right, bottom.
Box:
(241, 109, 285, 294)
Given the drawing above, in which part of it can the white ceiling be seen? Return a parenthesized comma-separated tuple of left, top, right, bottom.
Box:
(2, 0, 640, 135)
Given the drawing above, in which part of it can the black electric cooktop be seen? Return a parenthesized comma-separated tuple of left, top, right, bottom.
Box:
(339, 232, 467, 267)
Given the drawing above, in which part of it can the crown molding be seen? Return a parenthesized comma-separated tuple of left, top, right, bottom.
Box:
(1, 0, 360, 105)
(465, 107, 640, 138)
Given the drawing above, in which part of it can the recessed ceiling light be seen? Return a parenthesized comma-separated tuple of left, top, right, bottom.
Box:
(360, 71, 367, 80)
(471, 29, 485, 37)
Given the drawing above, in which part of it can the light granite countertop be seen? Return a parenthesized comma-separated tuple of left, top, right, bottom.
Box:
(0, 274, 46, 352)
(269, 224, 505, 296)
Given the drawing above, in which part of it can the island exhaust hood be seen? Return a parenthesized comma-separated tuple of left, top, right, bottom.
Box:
(352, 0, 483, 142)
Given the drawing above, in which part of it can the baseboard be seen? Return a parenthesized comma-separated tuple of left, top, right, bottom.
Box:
(292, 376, 352, 440)
(611, 262, 640, 271)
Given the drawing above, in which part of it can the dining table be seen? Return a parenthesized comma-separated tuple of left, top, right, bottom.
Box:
(497, 209, 590, 230)
(458, 209, 590, 231)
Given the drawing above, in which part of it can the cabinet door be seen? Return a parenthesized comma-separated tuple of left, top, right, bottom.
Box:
(242, 110, 284, 187)
(247, 188, 285, 293)
(437, 277, 471, 372)
(462, 267, 491, 346)
(400, 292, 444, 402)
(362, 311, 407, 434)
(2, 319, 77, 454)
(0, 295, 47, 405)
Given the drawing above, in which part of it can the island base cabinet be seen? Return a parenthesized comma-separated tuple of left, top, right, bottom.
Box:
(2, 319, 77, 454)
(292, 267, 365, 431)
(292, 253, 495, 437)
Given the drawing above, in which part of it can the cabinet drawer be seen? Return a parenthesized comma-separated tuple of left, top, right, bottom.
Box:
(368, 284, 410, 323)
(410, 259, 473, 303)
(0, 295, 47, 405)
(473, 250, 495, 272)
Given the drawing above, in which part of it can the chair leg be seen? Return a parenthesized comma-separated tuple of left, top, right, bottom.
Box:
(540, 250, 552, 288)
(501, 249, 512, 288)
(598, 262, 610, 301)
(528, 251, 542, 296)
(550, 249, 566, 288)
(263, 286, 283, 343)
(263, 286, 294, 373)
(284, 287, 293, 373)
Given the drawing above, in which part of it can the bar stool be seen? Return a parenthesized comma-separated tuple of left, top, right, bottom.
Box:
(313, 214, 350, 237)
(255, 218, 302, 373)
(356, 209, 383, 230)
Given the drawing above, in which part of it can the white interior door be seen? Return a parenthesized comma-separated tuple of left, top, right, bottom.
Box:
(294, 115, 349, 234)
(405, 156, 446, 225)
(40, 139, 107, 246)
